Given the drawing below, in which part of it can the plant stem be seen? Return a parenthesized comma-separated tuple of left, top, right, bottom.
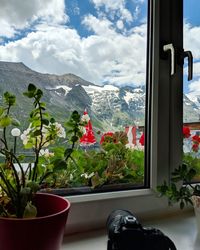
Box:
(4, 149, 26, 188)
(0, 183, 9, 196)
(0, 171, 16, 207)
(0, 202, 9, 217)
(32, 148, 39, 182)
(3, 105, 11, 150)
(187, 182, 195, 192)
(39, 171, 53, 185)
(32, 98, 43, 182)
(69, 155, 79, 168)
(13, 137, 17, 155)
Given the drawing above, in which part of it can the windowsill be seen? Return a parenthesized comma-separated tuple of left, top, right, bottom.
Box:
(65, 188, 154, 203)
(63, 189, 183, 235)
(62, 209, 198, 250)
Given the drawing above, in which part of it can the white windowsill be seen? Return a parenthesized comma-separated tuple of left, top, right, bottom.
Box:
(62, 209, 198, 250)
(63, 187, 184, 235)
(65, 188, 154, 203)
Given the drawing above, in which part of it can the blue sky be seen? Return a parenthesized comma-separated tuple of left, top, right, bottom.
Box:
(184, 0, 200, 27)
(0, 0, 147, 87)
(184, 0, 200, 94)
(0, 0, 199, 99)
(65, 0, 147, 37)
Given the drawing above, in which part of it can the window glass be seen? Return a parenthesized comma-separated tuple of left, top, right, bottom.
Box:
(0, 0, 148, 193)
(183, 0, 200, 180)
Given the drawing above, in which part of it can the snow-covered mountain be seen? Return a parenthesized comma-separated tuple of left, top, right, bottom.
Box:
(184, 94, 200, 122)
(0, 61, 199, 131)
(186, 92, 200, 109)
(46, 83, 146, 129)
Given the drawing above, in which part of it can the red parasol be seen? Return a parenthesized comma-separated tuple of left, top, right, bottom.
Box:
(80, 110, 96, 146)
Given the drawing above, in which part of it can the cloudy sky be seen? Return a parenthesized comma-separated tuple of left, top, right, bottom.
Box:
(0, 0, 199, 95)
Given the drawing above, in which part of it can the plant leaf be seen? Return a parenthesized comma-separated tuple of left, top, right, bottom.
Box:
(23, 201, 37, 218)
(28, 84, 37, 93)
(0, 116, 11, 127)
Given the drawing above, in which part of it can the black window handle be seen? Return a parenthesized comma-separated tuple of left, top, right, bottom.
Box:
(183, 51, 193, 81)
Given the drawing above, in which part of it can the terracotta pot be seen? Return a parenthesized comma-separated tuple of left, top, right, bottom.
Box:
(0, 193, 70, 250)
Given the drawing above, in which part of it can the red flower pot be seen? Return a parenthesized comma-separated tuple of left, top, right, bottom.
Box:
(0, 193, 70, 250)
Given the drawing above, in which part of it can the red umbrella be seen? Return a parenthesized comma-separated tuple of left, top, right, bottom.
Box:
(80, 110, 96, 146)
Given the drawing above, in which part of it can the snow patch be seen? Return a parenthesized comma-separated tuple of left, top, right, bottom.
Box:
(134, 88, 143, 93)
(83, 84, 119, 93)
(186, 93, 200, 105)
(124, 90, 144, 104)
(124, 91, 135, 104)
(46, 85, 72, 96)
(83, 85, 119, 98)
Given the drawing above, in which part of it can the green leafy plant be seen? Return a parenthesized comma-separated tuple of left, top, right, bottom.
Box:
(49, 131, 144, 189)
(0, 84, 82, 218)
(157, 126, 200, 209)
(157, 163, 200, 209)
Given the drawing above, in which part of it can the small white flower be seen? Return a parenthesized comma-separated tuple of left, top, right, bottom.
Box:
(20, 126, 32, 145)
(39, 149, 54, 158)
(11, 128, 21, 137)
(20, 133, 29, 145)
(42, 126, 48, 134)
(39, 149, 45, 156)
(42, 138, 50, 148)
(70, 174, 73, 181)
(81, 172, 94, 179)
(81, 114, 90, 123)
(125, 143, 132, 149)
(79, 125, 86, 135)
(55, 122, 66, 138)
(126, 142, 144, 151)
(87, 172, 95, 178)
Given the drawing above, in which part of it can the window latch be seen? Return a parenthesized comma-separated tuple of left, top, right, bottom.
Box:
(183, 51, 193, 81)
(163, 43, 175, 76)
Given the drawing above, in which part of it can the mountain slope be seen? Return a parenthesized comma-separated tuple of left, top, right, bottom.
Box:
(0, 61, 199, 132)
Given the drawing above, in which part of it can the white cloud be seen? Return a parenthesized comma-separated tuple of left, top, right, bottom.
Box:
(73, 6, 80, 16)
(187, 78, 200, 102)
(116, 20, 124, 30)
(184, 22, 200, 59)
(133, 5, 141, 20)
(184, 21, 200, 99)
(188, 79, 200, 92)
(0, 0, 67, 38)
(0, 27, 83, 74)
(82, 14, 116, 36)
(193, 62, 200, 76)
(92, 0, 124, 9)
(0, 1, 148, 87)
(0, 19, 16, 38)
(132, 0, 145, 3)
(0, 18, 147, 87)
(69, 0, 80, 15)
(91, 0, 133, 22)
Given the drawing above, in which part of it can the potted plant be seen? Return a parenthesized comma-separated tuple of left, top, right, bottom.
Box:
(157, 126, 200, 233)
(45, 130, 144, 194)
(157, 163, 200, 209)
(0, 84, 83, 250)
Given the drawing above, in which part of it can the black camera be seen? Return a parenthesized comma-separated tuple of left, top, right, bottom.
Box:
(106, 210, 177, 250)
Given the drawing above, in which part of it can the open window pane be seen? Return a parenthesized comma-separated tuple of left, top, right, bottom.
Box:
(183, 0, 200, 180)
(0, 0, 149, 194)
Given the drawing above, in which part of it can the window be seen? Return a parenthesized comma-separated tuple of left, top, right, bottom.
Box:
(0, 0, 149, 193)
(0, 0, 186, 231)
(183, 0, 200, 182)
